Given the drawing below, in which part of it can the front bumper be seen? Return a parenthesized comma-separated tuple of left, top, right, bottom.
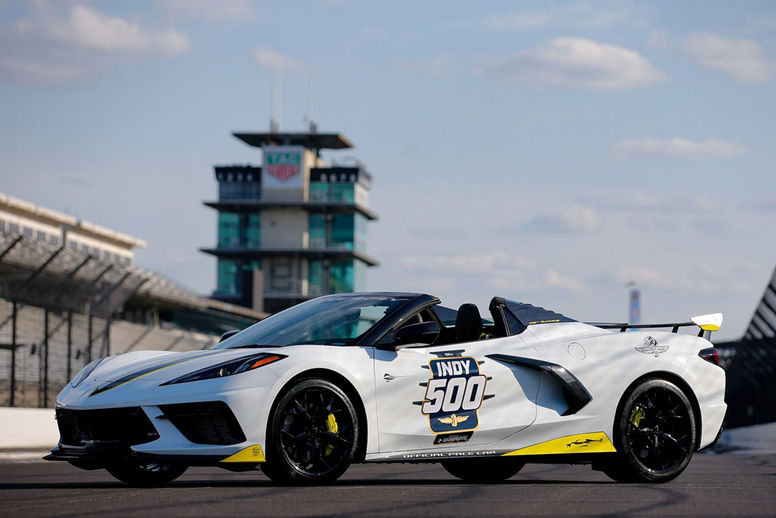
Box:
(44, 444, 229, 469)
(46, 400, 266, 469)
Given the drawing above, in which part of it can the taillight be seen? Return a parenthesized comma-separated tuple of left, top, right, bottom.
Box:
(699, 347, 719, 365)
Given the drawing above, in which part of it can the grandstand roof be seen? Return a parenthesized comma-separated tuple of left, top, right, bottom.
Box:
(744, 265, 776, 340)
(0, 231, 266, 325)
(0, 192, 146, 249)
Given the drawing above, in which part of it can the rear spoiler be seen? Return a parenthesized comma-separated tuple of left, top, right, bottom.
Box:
(586, 313, 723, 338)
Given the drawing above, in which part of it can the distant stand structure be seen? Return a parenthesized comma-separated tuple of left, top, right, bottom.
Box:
(628, 281, 640, 327)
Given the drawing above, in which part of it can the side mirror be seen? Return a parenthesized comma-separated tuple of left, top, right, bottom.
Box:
(219, 329, 240, 343)
(394, 321, 439, 346)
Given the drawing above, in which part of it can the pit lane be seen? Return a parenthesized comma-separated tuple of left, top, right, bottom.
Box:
(1, 453, 774, 516)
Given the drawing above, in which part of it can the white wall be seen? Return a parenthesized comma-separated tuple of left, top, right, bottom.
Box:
(0, 407, 58, 449)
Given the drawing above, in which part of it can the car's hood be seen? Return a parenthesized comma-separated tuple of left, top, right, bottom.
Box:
(85, 349, 229, 384)
(57, 347, 289, 406)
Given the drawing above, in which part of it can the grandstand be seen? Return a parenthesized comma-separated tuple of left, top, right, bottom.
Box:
(716, 265, 776, 428)
(0, 218, 267, 408)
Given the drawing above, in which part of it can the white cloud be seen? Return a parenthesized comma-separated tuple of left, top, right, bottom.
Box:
(481, 3, 629, 32)
(523, 206, 599, 234)
(396, 251, 584, 295)
(0, 4, 191, 83)
(683, 33, 775, 82)
(483, 37, 665, 90)
(252, 47, 316, 75)
(589, 193, 717, 214)
(48, 5, 190, 56)
(612, 137, 748, 159)
(399, 251, 535, 276)
(546, 270, 584, 292)
(157, 0, 255, 21)
(483, 12, 555, 31)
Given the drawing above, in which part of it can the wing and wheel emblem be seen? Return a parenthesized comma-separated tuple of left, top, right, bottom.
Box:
(437, 414, 470, 427)
(636, 336, 669, 357)
(566, 438, 603, 448)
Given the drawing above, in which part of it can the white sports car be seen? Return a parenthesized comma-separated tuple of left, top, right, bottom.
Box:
(46, 292, 726, 485)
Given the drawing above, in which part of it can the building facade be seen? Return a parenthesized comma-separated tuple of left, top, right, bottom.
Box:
(0, 192, 144, 265)
(202, 132, 378, 313)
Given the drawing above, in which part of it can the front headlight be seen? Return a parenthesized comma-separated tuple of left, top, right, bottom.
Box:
(161, 352, 286, 386)
(70, 358, 106, 388)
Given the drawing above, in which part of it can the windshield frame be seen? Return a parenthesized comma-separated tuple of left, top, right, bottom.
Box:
(213, 292, 431, 349)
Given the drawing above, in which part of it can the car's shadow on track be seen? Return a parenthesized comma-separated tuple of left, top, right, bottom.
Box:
(0, 478, 614, 490)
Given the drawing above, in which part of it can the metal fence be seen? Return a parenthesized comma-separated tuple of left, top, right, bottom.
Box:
(0, 298, 216, 408)
(717, 337, 776, 428)
(0, 232, 221, 408)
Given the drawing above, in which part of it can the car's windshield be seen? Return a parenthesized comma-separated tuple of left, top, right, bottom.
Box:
(214, 294, 413, 348)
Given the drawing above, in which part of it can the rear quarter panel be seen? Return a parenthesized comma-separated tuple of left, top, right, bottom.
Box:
(515, 324, 706, 448)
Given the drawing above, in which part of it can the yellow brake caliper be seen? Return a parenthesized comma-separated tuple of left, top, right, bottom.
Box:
(324, 413, 338, 457)
(630, 407, 645, 429)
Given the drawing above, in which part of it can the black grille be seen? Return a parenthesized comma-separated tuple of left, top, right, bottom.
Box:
(160, 401, 246, 445)
(56, 407, 159, 446)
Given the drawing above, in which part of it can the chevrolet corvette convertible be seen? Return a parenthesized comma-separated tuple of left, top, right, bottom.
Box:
(46, 292, 726, 486)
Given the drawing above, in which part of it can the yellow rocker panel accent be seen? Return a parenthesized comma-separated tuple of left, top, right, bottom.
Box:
(220, 445, 266, 463)
(502, 432, 616, 456)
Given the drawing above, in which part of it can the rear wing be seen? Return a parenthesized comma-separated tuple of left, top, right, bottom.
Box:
(587, 313, 723, 339)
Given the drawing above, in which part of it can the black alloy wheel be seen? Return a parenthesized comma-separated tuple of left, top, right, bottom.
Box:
(262, 378, 359, 484)
(106, 462, 187, 487)
(441, 458, 524, 483)
(605, 378, 696, 483)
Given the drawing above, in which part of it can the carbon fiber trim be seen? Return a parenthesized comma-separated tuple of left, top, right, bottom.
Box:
(486, 353, 592, 415)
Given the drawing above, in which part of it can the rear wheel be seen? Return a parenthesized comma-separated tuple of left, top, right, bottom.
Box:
(262, 378, 359, 485)
(442, 458, 524, 483)
(604, 378, 696, 483)
(106, 462, 187, 487)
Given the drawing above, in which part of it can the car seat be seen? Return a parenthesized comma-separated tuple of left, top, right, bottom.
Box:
(455, 303, 482, 342)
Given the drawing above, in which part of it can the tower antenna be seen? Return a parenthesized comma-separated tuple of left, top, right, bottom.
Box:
(305, 72, 317, 133)
(270, 70, 281, 133)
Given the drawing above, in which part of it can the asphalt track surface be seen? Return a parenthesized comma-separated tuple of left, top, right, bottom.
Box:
(0, 453, 774, 517)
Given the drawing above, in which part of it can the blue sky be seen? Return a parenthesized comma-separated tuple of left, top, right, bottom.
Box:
(1, 0, 774, 340)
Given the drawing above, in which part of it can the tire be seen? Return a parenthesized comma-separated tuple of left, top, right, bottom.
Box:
(604, 378, 697, 483)
(261, 378, 359, 485)
(441, 458, 524, 483)
(106, 462, 187, 487)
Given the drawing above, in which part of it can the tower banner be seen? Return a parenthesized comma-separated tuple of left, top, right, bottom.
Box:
(262, 146, 306, 192)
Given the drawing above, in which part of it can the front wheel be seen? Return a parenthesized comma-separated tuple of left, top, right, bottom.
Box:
(106, 462, 187, 487)
(442, 458, 524, 483)
(262, 378, 359, 485)
(605, 378, 696, 483)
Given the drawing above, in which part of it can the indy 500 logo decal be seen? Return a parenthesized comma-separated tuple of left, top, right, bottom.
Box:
(422, 357, 486, 434)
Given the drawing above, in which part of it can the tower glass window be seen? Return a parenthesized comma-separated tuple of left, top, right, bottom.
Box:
(330, 261, 354, 292)
(308, 260, 323, 295)
(245, 214, 261, 247)
(330, 183, 355, 203)
(217, 259, 240, 296)
(332, 214, 354, 250)
(309, 214, 326, 248)
(218, 212, 240, 247)
(309, 182, 328, 202)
